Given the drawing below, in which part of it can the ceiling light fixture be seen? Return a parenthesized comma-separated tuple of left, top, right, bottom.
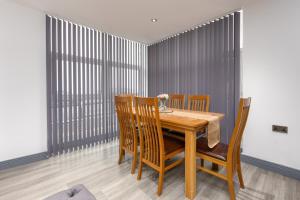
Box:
(151, 18, 158, 22)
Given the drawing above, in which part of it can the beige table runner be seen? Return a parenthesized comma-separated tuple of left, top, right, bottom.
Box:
(166, 110, 221, 148)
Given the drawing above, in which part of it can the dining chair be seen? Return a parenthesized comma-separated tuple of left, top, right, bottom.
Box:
(135, 97, 184, 196)
(188, 95, 210, 112)
(169, 94, 185, 109)
(164, 94, 186, 140)
(196, 98, 251, 200)
(189, 95, 210, 135)
(115, 95, 138, 174)
(166, 95, 210, 141)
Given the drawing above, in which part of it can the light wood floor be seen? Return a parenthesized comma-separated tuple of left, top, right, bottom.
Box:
(0, 141, 299, 200)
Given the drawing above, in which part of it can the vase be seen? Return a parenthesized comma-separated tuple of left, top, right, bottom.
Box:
(159, 98, 167, 111)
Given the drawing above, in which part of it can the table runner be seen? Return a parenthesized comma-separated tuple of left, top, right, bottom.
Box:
(165, 110, 221, 148)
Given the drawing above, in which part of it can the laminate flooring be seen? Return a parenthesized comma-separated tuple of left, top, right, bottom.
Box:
(0, 141, 299, 200)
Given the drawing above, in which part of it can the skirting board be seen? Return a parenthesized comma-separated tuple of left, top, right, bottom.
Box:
(241, 154, 300, 181)
(0, 152, 48, 171)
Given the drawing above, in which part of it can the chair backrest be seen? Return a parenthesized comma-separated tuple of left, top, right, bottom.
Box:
(227, 98, 251, 171)
(115, 95, 137, 153)
(135, 97, 164, 168)
(117, 93, 136, 106)
(169, 94, 185, 109)
(187, 95, 210, 112)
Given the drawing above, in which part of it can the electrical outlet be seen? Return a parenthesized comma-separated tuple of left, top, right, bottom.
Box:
(272, 125, 288, 134)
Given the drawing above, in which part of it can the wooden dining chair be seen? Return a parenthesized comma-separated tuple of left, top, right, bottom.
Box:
(115, 95, 138, 174)
(135, 97, 184, 196)
(189, 95, 211, 136)
(167, 95, 210, 141)
(196, 98, 251, 200)
(188, 95, 210, 112)
(169, 94, 185, 109)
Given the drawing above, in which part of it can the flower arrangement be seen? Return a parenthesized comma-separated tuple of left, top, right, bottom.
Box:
(157, 94, 169, 111)
(157, 93, 169, 100)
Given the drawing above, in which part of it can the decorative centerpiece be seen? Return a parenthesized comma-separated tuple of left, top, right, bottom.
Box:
(157, 94, 169, 111)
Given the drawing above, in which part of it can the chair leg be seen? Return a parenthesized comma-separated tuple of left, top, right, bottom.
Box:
(227, 178, 236, 200)
(157, 170, 165, 196)
(137, 160, 143, 180)
(118, 148, 125, 164)
(237, 159, 245, 189)
(227, 169, 236, 200)
(201, 159, 204, 167)
(131, 151, 137, 174)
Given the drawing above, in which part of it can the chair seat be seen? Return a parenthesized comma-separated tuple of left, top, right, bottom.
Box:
(163, 134, 184, 155)
(196, 137, 228, 161)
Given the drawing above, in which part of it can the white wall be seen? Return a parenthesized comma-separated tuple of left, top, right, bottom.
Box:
(242, 0, 300, 170)
(0, 1, 46, 161)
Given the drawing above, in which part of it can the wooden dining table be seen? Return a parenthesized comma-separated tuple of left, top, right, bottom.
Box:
(159, 109, 224, 199)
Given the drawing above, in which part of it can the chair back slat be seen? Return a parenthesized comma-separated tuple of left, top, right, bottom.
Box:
(135, 97, 164, 167)
(169, 94, 185, 109)
(188, 95, 210, 112)
(227, 98, 251, 172)
(115, 96, 137, 153)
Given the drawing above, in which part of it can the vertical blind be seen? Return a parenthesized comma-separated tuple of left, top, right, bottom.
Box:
(148, 12, 240, 144)
(46, 15, 148, 155)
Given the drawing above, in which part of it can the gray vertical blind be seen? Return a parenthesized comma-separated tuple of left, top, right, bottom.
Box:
(148, 12, 240, 144)
(46, 15, 148, 155)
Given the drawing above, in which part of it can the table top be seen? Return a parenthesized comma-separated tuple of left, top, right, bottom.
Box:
(160, 109, 224, 132)
(134, 107, 224, 132)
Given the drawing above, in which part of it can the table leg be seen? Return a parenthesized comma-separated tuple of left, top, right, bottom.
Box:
(185, 130, 197, 199)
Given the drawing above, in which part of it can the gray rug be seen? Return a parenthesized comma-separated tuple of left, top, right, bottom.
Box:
(44, 184, 96, 200)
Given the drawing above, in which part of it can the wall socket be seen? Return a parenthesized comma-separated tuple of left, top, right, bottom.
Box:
(272, 125, 288, 134)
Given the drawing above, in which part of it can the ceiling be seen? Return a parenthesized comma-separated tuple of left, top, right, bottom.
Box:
(14, 0, 249, 44)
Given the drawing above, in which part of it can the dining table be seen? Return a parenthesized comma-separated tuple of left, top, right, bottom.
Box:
(158, 108, 224, 199)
